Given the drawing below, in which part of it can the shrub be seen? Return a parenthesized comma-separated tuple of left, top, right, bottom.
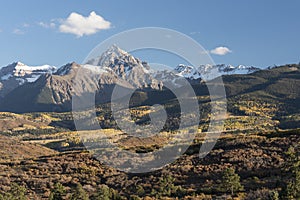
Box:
(0, 183, 27, 200)
(245, 188, 279, 200)
(135, 185, 145, 197)
(158, 175, 177, 196)
(129, 195, 141, 200)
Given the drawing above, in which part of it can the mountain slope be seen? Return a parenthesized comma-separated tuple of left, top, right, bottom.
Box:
(0, 62, 130, 112)
(0, 46, 299, 119)
(119, 63, 300, 130)
(0, 135, 56, 162)
(0, 46, 163, 112)
(0, 62, 56, 98)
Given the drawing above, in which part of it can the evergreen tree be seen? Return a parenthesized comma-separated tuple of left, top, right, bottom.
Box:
(91, 185, 111, 200)
(91, 185, 122, 200)
(49, 183, 66, 200)
(70, 184, 89, 200)
(281, 146, 300, 199)
(220, 168, 244, 196)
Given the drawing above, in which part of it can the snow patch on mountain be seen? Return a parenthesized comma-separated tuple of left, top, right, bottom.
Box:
(86, 45, 150, 78)
(13, 62, 56, 73)
(0, 62, 56, 83)
(0, 62, 56, 98)
(87, 45, 130, 65)
(175, 64, 201, 80)
(173, 64, 260, 80)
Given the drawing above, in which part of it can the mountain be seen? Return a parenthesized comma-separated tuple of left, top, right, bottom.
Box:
(207, 63, 300, 129)
(151, 63, 260, 86)
(86, 45, 161, 89)
(122, 63, 300, 130)
(1, 45, 298, 117)
(173, 64, 260, 80)
(0, 47, 162, 112)
(0, 62, 56, 98)
(0, 62, 125, 112)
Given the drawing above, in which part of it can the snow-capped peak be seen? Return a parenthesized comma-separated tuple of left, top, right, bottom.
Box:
(106, 44, 128, 56)
(11, 62, 56, 77)
(85, 45, 150, 78)
(13, 61, 56, 72)
(0, 61, 56, 83)
(86, 44, 133, 67)
(175, 64, 201, 80)
(172, 64, 260, 80)
(0, 61, 57, 98)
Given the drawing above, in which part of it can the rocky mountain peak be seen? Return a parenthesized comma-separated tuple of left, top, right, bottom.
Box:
(172, 64, 260, 80)
(87, 45, 131, 67)
(54, 62, 81, 76)
(106, 44, 128, 57)
(85, 45, 150, 80)
(174, 64, 201, 80)
(0, 61, 56, 98)
(0, 61, 56, 78)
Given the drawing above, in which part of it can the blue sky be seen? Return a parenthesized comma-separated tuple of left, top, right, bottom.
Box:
(0, 0, 300, 68)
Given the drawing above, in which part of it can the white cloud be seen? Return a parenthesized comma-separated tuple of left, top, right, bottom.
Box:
(210, 46, 232, 55)
(59, 11, 111, 37)
(38, 22, 56, 29)
(13, 29, 25, 35)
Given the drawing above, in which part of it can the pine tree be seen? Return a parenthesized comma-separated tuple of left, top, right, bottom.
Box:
(70, 183, 89, 200)
(49, 183, 66, 200)
(220, 168, 244, 196)
(91, 185, 110, 200)
(282, 146, 300, 199)
(91, 185, 122, 200)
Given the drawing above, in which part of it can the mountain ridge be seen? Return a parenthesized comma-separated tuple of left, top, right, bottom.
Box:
(1, 45, 297, 114)
(0, 62, 56, 98)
